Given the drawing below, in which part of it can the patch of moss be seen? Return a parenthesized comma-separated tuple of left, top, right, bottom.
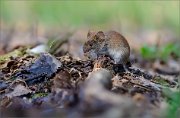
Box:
(32, 92, 48, 99)
(153, 76, 170, 87)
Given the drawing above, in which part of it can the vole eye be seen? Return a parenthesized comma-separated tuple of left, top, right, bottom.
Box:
(93, 36, 97, 40)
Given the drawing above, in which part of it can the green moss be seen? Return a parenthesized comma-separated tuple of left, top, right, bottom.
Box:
(153, 76, 170, 87)
(0, 49, 25, 63)
(32, 92, 48, 99)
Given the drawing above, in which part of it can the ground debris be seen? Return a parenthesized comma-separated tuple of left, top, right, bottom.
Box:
(12, 53, 62, 85)
(0, 51, 178, 118)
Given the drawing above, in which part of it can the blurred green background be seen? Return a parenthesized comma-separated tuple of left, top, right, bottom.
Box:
(0, 2, 180, 118)
(0, 1, 179, 34)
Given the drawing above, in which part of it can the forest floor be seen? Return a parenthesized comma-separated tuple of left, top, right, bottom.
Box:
(0, 27, 180, 118)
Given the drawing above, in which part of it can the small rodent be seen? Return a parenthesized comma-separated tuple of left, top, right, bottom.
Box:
(83, 30, 130, 66)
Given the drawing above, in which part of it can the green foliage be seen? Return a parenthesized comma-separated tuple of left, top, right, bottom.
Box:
(160, 43, 180, 60)
(140, 45, 157, 60)
(162, 88, 180, 118)
(140, 43, 180, 61)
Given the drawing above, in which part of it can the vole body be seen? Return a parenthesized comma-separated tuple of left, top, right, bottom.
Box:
(83, 31, 130, 65)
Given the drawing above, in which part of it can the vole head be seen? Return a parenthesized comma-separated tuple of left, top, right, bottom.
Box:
(83, 31, 106, 59)
(87, 30, 105, 41)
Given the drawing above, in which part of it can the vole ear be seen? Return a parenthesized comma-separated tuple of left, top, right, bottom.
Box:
(96, 31, 105, 39)
(87, 30, 95, 39)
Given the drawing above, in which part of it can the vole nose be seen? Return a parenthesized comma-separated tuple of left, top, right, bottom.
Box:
(84, 53, 88, 57)
(84, 53, 90, 59)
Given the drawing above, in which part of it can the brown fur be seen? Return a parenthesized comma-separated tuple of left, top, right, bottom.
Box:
(83, 30, 130, 64)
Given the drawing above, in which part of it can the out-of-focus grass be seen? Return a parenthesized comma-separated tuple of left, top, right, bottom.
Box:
(0, 1, 179, 34)
(163, 88, 180, 118)
(140, 43, 180, 61)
